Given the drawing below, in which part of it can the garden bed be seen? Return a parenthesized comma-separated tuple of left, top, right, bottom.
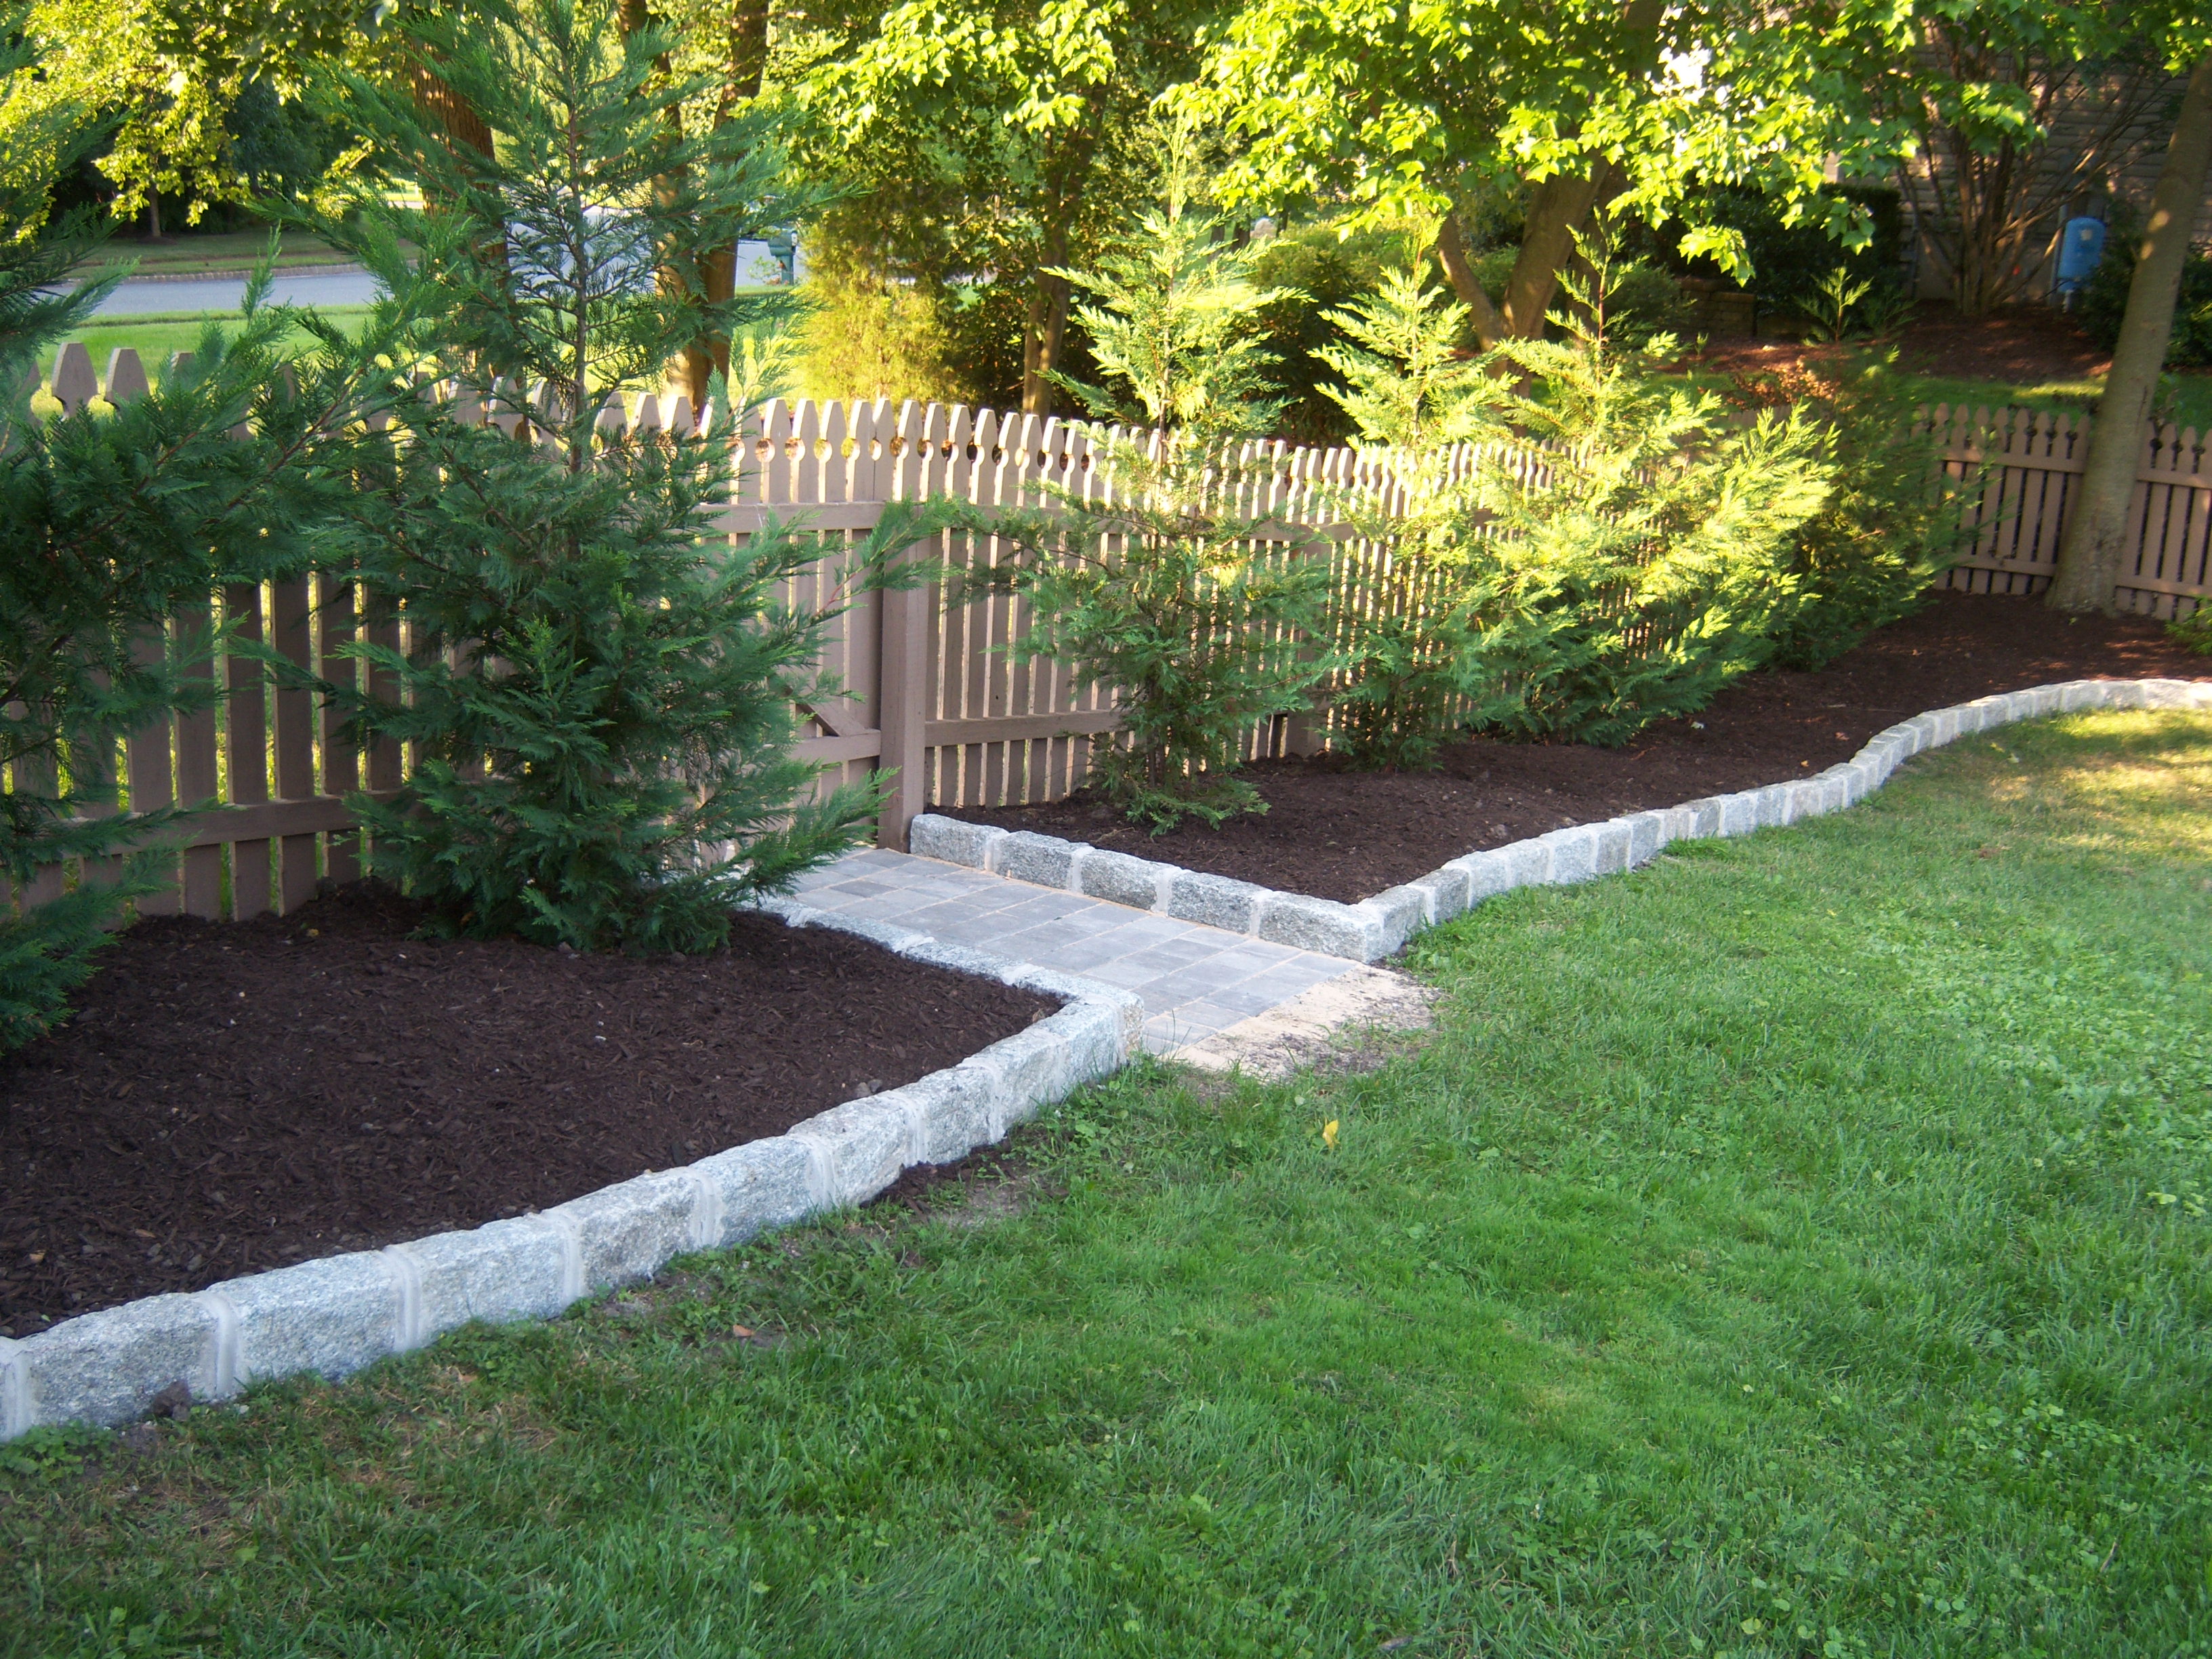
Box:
(951, 592, 2212, 902)
(0, 886, 1058, 1336)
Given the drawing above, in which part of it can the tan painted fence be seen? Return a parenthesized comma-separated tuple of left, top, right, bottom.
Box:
(1921, 405, 2212, 615)
(10, 349, 2211, 924)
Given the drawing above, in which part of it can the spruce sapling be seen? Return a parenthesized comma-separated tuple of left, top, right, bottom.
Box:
(310, 0, 925, 951)
(966, 134, 1327, 830)
(0, 48, 423, 1050)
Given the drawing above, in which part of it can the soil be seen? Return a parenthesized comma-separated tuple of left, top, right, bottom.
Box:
(0, 886, 1057, 1334)
(1692, 302, 2115, 388)
(953, 592, 2212, 903)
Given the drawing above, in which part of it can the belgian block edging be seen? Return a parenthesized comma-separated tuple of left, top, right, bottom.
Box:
(909, 676, 2212, 966)
(0, 902, 1144, 1442)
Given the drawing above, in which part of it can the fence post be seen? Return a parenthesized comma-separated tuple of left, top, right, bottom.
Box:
(876, 578, 928, 850)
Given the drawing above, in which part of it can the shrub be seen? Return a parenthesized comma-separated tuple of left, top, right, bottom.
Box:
(310, 0, 910, 954)
(1628, 183, 1904, 319)
(1, 304, 396, 1048)
(1601, 258, 1698, 350)
(959, 438, 1332, 830)
(1317, 261, 1496, 451)
(1448, 269, 1836, 744)
(2168, 603, 2212, 655)
(1248, 220, 1416, 443)
(788, 233, 966, 405)
(2078, 221, 2212, 370)
(0, 60, 408, 1051)
(1738, 350, 1966, 669)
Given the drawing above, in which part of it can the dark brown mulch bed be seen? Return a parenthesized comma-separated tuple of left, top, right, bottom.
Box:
(954, 592, 2212, 903)
(1690, 302, 2116, 388)
(0, 886, 1057, 1335)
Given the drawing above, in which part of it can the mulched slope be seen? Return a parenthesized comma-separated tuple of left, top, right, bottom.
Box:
(0, 887, 1056, 1334)
(955, 592, 2212, 903)
(1692, 303, 2114, 388)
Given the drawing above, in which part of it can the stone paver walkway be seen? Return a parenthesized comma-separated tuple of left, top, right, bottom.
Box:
(791, 848, 1357, 1053)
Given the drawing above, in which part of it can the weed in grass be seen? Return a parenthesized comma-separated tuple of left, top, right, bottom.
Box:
(3, 711, 2210, 1657)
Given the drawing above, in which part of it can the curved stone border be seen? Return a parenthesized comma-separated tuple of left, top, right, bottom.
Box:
(0, 903, 1143, 1441)
(912, 677, 2212, 964)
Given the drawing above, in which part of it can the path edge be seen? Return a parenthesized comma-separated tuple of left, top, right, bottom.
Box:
(912, 678, 2212, 964)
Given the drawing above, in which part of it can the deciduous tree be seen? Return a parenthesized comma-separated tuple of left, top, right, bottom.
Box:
(2048, 43, 2212, 613)
(794, 0, 1211, 413)
(1191, 0, 1920, 348)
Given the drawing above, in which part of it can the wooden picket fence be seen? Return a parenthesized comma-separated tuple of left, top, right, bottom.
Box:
(1919, 405, 2212, 615)
(10, 344, 2212, 924)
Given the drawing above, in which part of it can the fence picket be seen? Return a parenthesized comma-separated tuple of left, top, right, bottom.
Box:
(270, 576, 319, 912)
(123, 630, 179, 916)
(224, 583, 272, 920)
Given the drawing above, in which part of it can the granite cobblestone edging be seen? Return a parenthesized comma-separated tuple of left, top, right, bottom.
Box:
(911, 678, 2212, 965)
(0, 902, 1144, 1441)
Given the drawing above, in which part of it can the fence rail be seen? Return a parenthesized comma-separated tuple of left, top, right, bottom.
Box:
(9, 346, 2211, 924)
(1921, 404, 2211, 612)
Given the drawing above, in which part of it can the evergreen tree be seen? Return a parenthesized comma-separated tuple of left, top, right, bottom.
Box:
(1315, 259, 1500, 769)
(1452, 260, 1836, 743)
(960, 441, 1332, 831)
(1317, 260, 1496, 452)
(1056, 126, 1289, 439)
(968, 140, 1326, 830)
(308, 0, 916, 952)
(0, 94, 415, 1048)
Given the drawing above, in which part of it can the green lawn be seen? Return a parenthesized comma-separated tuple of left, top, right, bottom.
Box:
(1892, 369, 2212, 434)
(86, 228, 359, 279)
(5, 712, 2209, 1658)
(39, 309, 379, 394)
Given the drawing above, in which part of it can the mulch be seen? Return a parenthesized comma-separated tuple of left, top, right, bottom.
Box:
(953, 592, 2212, 903)
(1691, 302, 2116, 388)
(0, 888, 1057, 1335)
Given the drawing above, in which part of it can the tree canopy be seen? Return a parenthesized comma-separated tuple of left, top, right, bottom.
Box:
(1190, 0, 1925, 342)
(793, 0, 1212, 411)
(22, 0, 374, 226)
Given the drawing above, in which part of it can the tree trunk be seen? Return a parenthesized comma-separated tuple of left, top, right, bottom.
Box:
(1446, 0, 1660, 344)
(409, 63, 497, 178)
(724, 0, 769, 104)
(409, 60, 508, 321)
(1021, 213, 1074, 415)
(1433, 211, 1506, 346)
(2045, 47, 2212, 614)
(1021, 269, 1073, 415)
(618, 0, 705, 411)
(1498, 164, 1622, 337)
(1434, 166, 1623, 347)
(674, 0, 772, 409)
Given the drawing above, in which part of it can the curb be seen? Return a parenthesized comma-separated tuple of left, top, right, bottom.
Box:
(913, 677, 2212, 964)
(81, 262, 371, 287)
(0, 904, 1143, 1441)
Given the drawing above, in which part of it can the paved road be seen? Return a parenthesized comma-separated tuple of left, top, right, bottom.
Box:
(85, 267, 384, 317)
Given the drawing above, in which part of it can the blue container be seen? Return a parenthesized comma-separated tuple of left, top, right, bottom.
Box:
(2055, 216, 2108, 293)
